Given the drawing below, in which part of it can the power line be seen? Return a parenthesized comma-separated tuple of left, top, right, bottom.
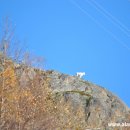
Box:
(69, 0, 130, 51)
(86, 0, 130, 37)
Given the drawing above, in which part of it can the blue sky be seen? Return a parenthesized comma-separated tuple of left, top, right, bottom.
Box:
(0, 0, 130, 106)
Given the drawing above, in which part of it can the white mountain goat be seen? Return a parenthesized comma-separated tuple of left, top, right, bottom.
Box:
(76, 72, 85, 78)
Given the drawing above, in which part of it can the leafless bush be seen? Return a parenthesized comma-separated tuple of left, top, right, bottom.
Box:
(0, 18, 51, 130)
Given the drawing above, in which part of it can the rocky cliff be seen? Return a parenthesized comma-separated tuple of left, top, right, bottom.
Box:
(0, 56, 130, 130)
(46, 70, 130, 129)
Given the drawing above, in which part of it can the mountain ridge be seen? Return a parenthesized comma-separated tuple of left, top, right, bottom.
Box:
(0, 56, 130, 129)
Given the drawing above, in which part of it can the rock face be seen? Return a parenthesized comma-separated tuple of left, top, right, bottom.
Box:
(46, 70, 130, 129)
(0, 54, 130, 129)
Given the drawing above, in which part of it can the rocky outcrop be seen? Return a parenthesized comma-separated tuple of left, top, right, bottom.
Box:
(46, 70, 130, 129)
(1, 55, 130, 129)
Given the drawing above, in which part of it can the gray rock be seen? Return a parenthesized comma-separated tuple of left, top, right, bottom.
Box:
(47, 70, 130, 129)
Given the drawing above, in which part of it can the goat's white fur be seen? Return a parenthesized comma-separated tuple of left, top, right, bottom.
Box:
(76, 72, 85, 78)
